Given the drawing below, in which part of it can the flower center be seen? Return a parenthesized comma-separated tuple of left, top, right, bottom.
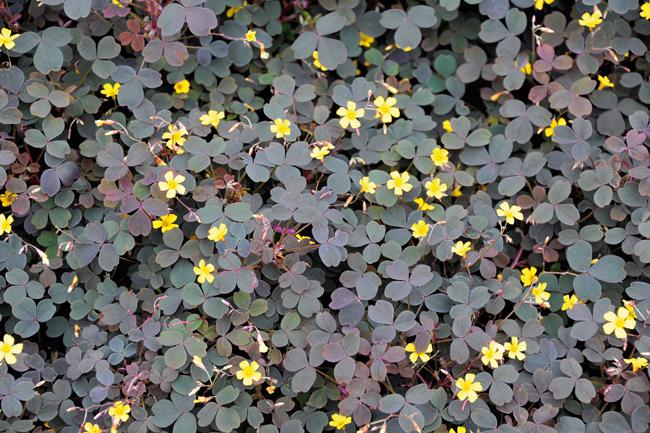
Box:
(379, 105, 391, 115)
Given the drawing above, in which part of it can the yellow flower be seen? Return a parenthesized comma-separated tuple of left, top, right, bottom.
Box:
(100, 83, 121, 99)
(208, 223, 228, 242)
(405, 342, 433, 363)
(425, 178, 448, 200)
(451, 185, 462, 197)
(642, 2, 650, 20)
(531, 282, 550, 305)
(624, 300, 637, 319)
(329, 413, 352, 430)
(311, 145, 332, 161)
(449, 427, 467, 433)
(200, 110, 225, 129)
(270, 118, 292, 139)
(496, 202, 524, 225)
(544, 117, 566, 137)
(0, 214, 13, 235)
(481, 340, 505, 368)
(312, 51, 328, 71)
(414, 197, 434, 211)
(519, 63, 532, 75)
(520, 267, 537, 286)
(158, 171, 186, 199)
(226, 2, 246, 17)
(430, 147, 449, 166)
(83, 423, 102, 433)
(245, 30, 257, 42)
(0, 334, 23, 365)
(192, 355, 206, 370)
(0, 28, 20, 50)
(579, 10, 603, 29)
(0, 191, 17, 207)
(625, 357, 648, 373)
(373, 96, 400, 123)
(503, 336, 527, 361)
(174, 79, 190, 94)
(152, 214, 179, 233)
(162, 124, 188, 153)
(411, 220, 430, 239)
(451, 240, 472, 258)
(358, 32, 375, 47)
(603, 307, 636, 339)
(295, 234, 315, 244)
(455, 373, 483, 403)
(561, 294, 581, 311)
(337, 101, 365, 129)
(266, 385, 276, 394)
(598, 75, 614, 90)
(442, 119, 454, 133)
(359, 176, 377, 194)
(236, 360, 262, 386)
(534, 0, 554, 10)
(193, 259, 215, 284)
(386, 171, 412, 196)
(108, 401, 131, 423)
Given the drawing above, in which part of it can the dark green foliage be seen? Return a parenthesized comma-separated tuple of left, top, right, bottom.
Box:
(0, 1, 650, 433)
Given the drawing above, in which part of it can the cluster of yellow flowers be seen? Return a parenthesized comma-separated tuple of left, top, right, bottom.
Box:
(332, 96, 402, 131)
(81, 400, 131, 433)
(190, 224, 229, 283)
(359, 170, 457, 204)
(479, 337, 526, 369)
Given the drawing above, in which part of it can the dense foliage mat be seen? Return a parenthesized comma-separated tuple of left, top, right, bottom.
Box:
(1, 1, 650, 433)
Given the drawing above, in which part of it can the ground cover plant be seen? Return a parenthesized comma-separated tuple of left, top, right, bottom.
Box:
(0, 0, 650, 433)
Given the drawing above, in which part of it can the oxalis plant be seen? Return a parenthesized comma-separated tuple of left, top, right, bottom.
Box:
(0, 1, 649, 433)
